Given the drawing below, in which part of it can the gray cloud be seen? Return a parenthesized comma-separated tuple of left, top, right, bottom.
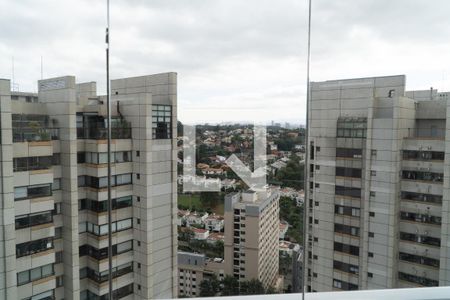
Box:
(1, 0, 449, 124)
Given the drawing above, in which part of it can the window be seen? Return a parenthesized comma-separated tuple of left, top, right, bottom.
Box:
(53, 178, 61, 190)
(369, 232, 374, 237)
(16, 238, 53, 258)
(370, 170, 376, 176)
(152, 105, 172, 139)
(15, 211, 53, 229)
(370, 191, 376, 197)
(335, 186, 361, 198)
(333, 260, 359, 275)
(333, 279, 358, 290)
(13, 156, 52, 172)
(336, 167, 362, 178)
(55, 251, 63, 263)
(369, 212, 375, 217)
(334, 223, 360, 236)
(368, 252, 374, 258)
(52, 203, 61, 215)
(336, 117, 367, 138)
(14, 183, 52, 200)
(17, 263, 54, 285)
(55, 227, 62, 239)
(400, 191, 442, 204)
(83, 218, 133, 236)
(56, 275, 64, 287)
(371, 150, 377, 156)
(136, 151, 140, 157)
(368, 272, 373, 278)
(334, 242, 359, 256)
(336, 148, 362, 158)
(402, 170, 443, 183)
(335, 205, 360, 217)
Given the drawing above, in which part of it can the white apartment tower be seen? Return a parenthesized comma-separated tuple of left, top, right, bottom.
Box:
(224, 190, 280, 288)
(0, 73, 178, 299)
(306, 75, 450, 292)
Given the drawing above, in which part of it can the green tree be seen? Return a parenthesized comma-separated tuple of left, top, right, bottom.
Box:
(221, 275, 240, 296)
(240, 279, 265, 295)
(199, 275, 220, 297)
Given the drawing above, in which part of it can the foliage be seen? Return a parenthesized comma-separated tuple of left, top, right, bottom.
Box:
(279, 196, 303, 243)
(275, 155, 304, 189)
(200, 275, 277, 296)
(221, 275, 240, 296)
(199, 275, 220, 297)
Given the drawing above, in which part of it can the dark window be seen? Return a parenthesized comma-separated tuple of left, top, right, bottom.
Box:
(335, 205, 360, 217)
(336, 167, 362, 178)
(13, 156, 52, 172)
(335, 186, 361, 198)
(334, 242, 359, 256)
(333, 279, 358, 290)
(369, 232, 374, 237)
(403, 150, 444, 161)
(16, 238, 53, 258)
(15, 211, 53, 229)
(402, 170, 443, 183)
(333, 260, 359, 275)
(336, 148, 362, 158)
(400, 211, 441, 225)
(14, 184, 52, 201)
(401, 191, 442, 204)
(334, 223, 360, 236)
(399, 231, 440, 247)
(398, 272, 438, 287)
(369, 212, 375, 217)
(368, 252, 374, 258)
(77, 152, 86, 163)
(399, 252, 439, 268)
(152, 105, 172, 139)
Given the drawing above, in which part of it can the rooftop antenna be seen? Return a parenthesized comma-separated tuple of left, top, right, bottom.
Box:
(40, 56, 44, 80)
(302, 0, 312, 299)
(11, 56, 15, 91)
(106, 0, 113, 298)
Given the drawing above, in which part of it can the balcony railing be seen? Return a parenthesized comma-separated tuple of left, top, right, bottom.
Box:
(77, 127, 131, 139)
(198, 286, 450, 300)
(13, 127, 59, 142)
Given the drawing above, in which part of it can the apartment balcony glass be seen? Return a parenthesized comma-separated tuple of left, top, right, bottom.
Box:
(81, 262, 133, 283)
(400, 232, 440, 247)
(15, 211, 53, 229)
(398, 272, 439, 287)
(403, 150, 444, 161)
(399, 252, 440, 268)
(13, 156, 53, 172)
(17, 263, 54, 285)
(406, 127, 445, 140)
(78, 196, 132, 212)
(335, 186, 361, 198)
(79, 240, 133, 260)
(76, 114, 131, 139)
(402, 170, 443, 183)
(16, 237, 54, 258)
(400, 211, 441, 225)
(336, 148, 363, 159)
(336, 117, 367, 138)
(81, 283, 134, 300)
(401, 191, 442, 205)
(14, 183, 52, 200)
(12, 114, 59, 142)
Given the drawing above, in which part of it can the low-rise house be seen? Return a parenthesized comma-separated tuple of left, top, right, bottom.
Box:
(206, 232, 225, 245)
(191, 227, 210, 240)
(205, 214, 225, 232)
(186, 211, 209, 227)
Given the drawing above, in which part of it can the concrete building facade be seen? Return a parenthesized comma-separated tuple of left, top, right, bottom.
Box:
(0, 73, 178, 299)
(177, 251, 224, 297)
(306, 75, 450, 292)
(224, 190, 280, 288)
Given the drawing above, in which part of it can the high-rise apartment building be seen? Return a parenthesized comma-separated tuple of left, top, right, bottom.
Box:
(0, 73, 178, 299)
(306, 75, 450, 292)
(224, 190, 280, 288)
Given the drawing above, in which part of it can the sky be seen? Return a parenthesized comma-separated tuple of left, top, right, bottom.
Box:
(1, 0, 450, 125)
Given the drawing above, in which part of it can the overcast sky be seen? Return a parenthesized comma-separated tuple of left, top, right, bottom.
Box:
(1, 0, 450, 124)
